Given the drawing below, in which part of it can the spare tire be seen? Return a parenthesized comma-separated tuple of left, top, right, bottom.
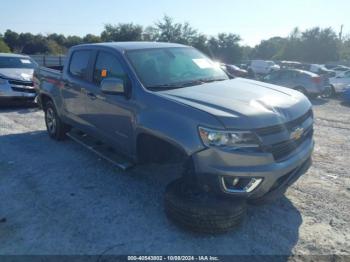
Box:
(164, 178, 247, 234)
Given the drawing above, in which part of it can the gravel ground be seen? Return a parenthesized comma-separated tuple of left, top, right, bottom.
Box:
(0, 98, 349, 256)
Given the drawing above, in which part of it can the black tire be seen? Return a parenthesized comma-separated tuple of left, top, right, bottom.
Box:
(248, 194, 280, 206)
(329, 85, 336, 97)
(164, 178, 247, 234)
(44, 101, 70, 140)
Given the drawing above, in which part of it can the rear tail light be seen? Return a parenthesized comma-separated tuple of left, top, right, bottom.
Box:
(312, 76, 321, 84)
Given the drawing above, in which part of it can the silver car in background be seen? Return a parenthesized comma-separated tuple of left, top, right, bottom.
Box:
(0, 53, 38, 103)
(263, 69, 330, 97)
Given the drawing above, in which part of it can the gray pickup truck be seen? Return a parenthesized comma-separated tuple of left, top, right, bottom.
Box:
(34, 42, 314, 205)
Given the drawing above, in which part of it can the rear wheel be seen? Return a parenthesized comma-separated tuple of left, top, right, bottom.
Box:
(44, 101, 70, 140)
(321, 85, 334, 98)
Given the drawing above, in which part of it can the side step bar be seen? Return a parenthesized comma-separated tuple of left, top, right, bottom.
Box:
(66, 129, 134, 171)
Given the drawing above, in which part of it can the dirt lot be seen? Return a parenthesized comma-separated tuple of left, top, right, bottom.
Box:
(0, 98, 349, 256)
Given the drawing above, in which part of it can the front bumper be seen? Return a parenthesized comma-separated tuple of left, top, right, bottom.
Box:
(192, 135, 314, 199)
(0, 82, 36, 101)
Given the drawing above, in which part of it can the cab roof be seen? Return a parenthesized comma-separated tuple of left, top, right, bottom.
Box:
(74, 42, 188, 52)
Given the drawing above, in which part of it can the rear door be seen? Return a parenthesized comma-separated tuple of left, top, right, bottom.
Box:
(81, 50, 134, 155)
(61, 50, 94, 127)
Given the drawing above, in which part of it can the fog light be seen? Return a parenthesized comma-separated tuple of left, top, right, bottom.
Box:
(232, 177, 240, 186)
(221, 176, 263, 193)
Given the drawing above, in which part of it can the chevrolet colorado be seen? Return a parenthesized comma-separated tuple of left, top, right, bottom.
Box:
(34, 42, 314, 204)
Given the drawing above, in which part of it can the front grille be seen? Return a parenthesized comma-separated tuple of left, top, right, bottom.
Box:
(8, 79, 35, 93)
(264, 128, 313, 161)
(255, 109, 313, 135)
(9, 80, 33, 86)
(11, 86, 36, 93)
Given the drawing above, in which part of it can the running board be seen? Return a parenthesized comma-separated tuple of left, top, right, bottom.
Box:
(66, 129, 134, 171)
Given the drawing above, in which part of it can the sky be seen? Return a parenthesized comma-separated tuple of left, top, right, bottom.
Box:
(1, 0, 349, 46)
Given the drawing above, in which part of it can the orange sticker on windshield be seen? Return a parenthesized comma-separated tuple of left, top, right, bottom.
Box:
(101, 69, 107, 77)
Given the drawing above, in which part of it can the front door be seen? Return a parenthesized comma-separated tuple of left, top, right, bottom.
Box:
(81, 51, 134, 155)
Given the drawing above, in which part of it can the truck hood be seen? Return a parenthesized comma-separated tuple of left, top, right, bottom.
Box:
(0, 68, 34, 82)
(158, 78, 312, 129)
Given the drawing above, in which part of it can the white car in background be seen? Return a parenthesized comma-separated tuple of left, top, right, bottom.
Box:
(309, 64, 336, 77)
(249, 60, 280, 75)
(332, 66, 350, 77)
(0, 53, 38, 103)
(330, 70, 350, 93)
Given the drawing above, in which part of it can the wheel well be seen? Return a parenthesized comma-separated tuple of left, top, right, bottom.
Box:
(40, 94, 53, 110)
(136, 133, 187, 164)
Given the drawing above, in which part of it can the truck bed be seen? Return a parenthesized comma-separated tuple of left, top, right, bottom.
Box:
(35, 66, 63, 83)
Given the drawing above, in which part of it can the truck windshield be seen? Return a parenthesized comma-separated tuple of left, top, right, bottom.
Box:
(0, 57, 37, 69)
(126, 47, 228, 90)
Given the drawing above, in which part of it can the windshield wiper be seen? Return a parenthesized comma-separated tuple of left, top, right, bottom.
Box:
(146, 84, 185, 91)
(147, 78, 227, 91)
(197, 78, 227, 83)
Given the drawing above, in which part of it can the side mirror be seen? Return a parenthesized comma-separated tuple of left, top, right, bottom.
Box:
(101, 77, 125, 95)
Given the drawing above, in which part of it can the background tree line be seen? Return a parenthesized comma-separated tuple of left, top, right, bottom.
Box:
(0, 15, 349, 64)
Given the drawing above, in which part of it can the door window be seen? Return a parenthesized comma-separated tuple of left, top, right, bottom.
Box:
(69, 50, 91, 80)
(93, 52, 127, 85)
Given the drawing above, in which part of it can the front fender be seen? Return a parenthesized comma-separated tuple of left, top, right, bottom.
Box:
(135, 109, 204, 157)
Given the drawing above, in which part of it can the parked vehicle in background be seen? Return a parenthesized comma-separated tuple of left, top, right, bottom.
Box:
(342, 85, 350, 103)
(34, 42, 313, 212)
(0, 53, 38, 103)
(332, 66, 350, 77)
(236, 63, 249, 70)
(220, 64, 248, 77)
(330, 70, 350, 94)
(278, 61, 302, 70)
(263, 69, 330, 97)
(249, 60, 280, 75)
(309, 64, 336, 78)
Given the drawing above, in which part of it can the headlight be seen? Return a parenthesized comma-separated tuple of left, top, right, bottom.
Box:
(198, 127, 260, 148)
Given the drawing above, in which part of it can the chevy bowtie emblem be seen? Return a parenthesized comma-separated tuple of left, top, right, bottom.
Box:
(290, 127, 304, 140)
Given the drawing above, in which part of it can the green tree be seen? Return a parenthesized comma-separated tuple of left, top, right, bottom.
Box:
(149, 16, 208, 54)
(83, 34, 101, 43)
(252, 37, 286, 60)
(47, 40, 67, 54)
(151, 16, 201, 45)
(47, 33, 67, 46)
(340, 37, 350, 61)
(300, 27, 339, 63)
(207, 33, 242, 63)
(101, 23, 143, 42)
(3, 30, 20, 52)
(277, 28, 303, 61)
(0, 39, 11, 53)
(21, 34, 50, 54)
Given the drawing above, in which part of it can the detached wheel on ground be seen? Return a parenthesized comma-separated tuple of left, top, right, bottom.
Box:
(44, 101, 70, 140)
(164, 178, 247, 234)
